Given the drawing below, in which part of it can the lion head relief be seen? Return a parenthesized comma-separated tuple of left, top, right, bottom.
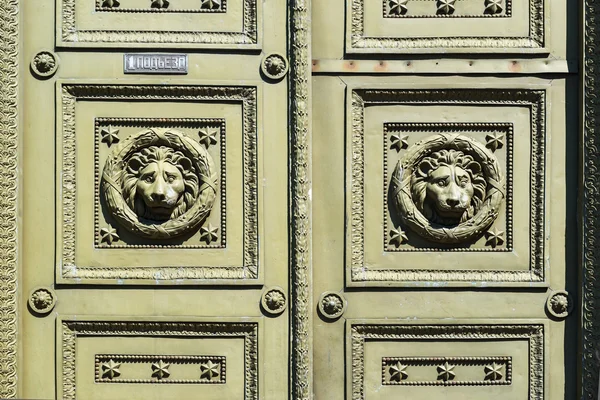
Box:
(411, 149, 486, 226)
(122, 145, 199, 222)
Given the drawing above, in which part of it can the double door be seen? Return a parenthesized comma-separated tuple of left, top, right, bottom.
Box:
(18, 0, 578, 398)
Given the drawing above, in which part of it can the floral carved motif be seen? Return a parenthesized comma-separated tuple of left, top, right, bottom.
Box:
(101, 128, 218, 239)
(390, 133, 505, 244)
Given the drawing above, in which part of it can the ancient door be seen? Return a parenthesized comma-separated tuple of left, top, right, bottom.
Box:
(5, 0, 585, 398)
(20, 0, 290, 399)
(309, 0, 579, 398)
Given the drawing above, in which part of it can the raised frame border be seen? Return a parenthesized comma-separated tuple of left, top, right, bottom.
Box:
(58, 0, 259, 48)
(348, 87, 547, 286)
(0, 0, 18, 397)
(382, 122, 515, 253)
(348, 0, 545, 53)
(58, 317, 259, 399)
(93, 117, 228, 249)
(348, 320, 546, 400)
(582, 0, 600, 392)
(56, 82, 260, 284)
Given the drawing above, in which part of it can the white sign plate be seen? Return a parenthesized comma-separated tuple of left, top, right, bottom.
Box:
(124, 53, 188, 74)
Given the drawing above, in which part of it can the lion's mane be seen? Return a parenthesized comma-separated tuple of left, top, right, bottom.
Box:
(122, 146, 199, 222)
(411, 149, 486, 225)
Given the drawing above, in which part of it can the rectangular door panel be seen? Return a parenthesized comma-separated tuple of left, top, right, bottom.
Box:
(55, 81, 264, 285)
(57, 316, 261, 400)
(57, 0, 261, 48)
(341, 80, 565, 287)
(347, 319, 546, 400)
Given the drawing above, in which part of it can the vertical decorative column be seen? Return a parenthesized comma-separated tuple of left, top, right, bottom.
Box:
(289, 0, 313, 397)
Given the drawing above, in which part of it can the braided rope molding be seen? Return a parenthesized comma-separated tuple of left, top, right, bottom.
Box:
(59, 84, 259, 282)
(289, 0, 313, 396)
(0, 0, 18, 396)
(583, 0, 600, 393)
(60, 320, 258, 400)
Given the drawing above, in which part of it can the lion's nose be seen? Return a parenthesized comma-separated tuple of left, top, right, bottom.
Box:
(446, 198, 460, 207)
(151, 192, 166, 202)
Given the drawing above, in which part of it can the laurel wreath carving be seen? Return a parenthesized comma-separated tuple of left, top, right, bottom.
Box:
(101, 128, 218, 239)
(390, 133, 505, 243)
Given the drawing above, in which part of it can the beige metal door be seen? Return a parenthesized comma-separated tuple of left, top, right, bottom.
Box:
(311, 0, 578, 398)
(20, 1, 289, 399)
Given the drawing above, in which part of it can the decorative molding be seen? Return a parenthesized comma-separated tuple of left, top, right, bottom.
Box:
(382, 356, 512, 386)
(289, 0, 312, 395)
(58, 84, 259, 282)
(0, 0, 18, 396)
(28, 287, 57, 315)
(94, 118, 227, 249)
(383, 122, 514, 251)
(95, 354, 226, 384)
(350, 322, 544, 399)
(349, 88, 546, 284)
(60, 0, 256, 46)
(383, 0, 512, 18)
(317, 292, 346, 320)
(261, 286, 287, 315)
(95, 0, 227, 13)
(60, 319, 257, 399)
(30, 50, 59, 78)
(582, 0, 600, 392)
(350, 0, 543, 51)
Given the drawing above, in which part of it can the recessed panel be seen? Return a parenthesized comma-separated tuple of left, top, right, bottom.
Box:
(56, 81, 262, 284)
(346, 87, 549, 286)
(57, 0, 261, 48)
(347, 320, 546, 400)
(58, 317, 260, 400)
(346, 0, 545, 53)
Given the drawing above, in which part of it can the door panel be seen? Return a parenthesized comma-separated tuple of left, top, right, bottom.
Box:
(312, 75, 576, 399)
(55, 81, 262, 284)
(57, 0, 261, 48)
(21, 0, 288, 398)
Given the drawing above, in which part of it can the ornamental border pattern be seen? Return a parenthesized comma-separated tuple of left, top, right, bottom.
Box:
(94, 354, 227, 384)
(58, 84, 259, 282)
(60, 0, 257, 45)
(381, 355, 513, 386)
(350, 0, 543, 50)
(583, 0, 600, 393)
(60, 320, 258, 399)
(93, 117, 228, 249)
(349, 88, 546, 284)
(95, 0, 228, 13)
(0, 0, 18, 397)
(382, 0, 513, 18)
(350, 323, 544, 399)
(289, 0, 313, 396)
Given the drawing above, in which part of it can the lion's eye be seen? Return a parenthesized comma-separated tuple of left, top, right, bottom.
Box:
(436, 179, 447, 187)
(166, 174, 176, 183)
(143, 175, 154, 183)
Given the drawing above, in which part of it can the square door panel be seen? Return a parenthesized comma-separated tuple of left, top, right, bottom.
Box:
(56, 81, 262, 284)
(57, 0, 261, 48)
(346, 86, 552, 287)
(346, 0, 545, 53)
(57, 316, 260, 400)
(347, 319, 546, 400)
